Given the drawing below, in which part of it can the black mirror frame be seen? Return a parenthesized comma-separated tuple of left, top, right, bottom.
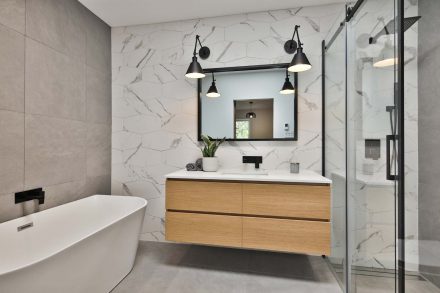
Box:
(197, 63, 298, 142)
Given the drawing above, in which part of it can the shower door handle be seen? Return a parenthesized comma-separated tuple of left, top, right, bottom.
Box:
(386, 134, 397, 181)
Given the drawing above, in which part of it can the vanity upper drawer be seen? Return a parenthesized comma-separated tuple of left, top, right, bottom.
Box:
(166, 180, 242, 213)
(242, 183, 330, 220)
(165, 211, 242, 247)
(242, 217, 330, 255)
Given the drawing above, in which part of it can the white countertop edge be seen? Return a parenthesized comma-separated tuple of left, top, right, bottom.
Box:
(165, 169, 332, 184)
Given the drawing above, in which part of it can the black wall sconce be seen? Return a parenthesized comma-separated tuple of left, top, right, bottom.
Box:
(280, 69, 295, 95)
(206, 72, 220, 98)
(284, 25, 312, 73)
(186, 35, 211, 79)
(368, 16, 420, 68)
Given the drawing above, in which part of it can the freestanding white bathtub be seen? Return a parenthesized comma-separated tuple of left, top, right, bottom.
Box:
(0, 195, 147, 293)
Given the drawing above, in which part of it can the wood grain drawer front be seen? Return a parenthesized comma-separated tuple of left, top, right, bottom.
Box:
(243, 217, 330, 255)
(165, 212, 242, 247)
(166, 180, 242, 214)
(243, 183, 330, 220)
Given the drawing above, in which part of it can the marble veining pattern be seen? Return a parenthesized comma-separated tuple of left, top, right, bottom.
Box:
(111, 4, 344, 242)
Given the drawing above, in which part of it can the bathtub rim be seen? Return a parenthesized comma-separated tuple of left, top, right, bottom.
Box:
(0, 195, 147, 277)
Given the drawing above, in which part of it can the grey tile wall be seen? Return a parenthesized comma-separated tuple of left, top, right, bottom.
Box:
(0, 0, 25, 34)
(0, 110, 24, 194)
(0, 0, 111, 223)
(0, 24, 24, 112)
(419, 0, 440, 287)
(25, 38, 86, 120)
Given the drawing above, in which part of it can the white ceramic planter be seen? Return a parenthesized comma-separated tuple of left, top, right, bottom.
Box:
(202, 157, 219, 172)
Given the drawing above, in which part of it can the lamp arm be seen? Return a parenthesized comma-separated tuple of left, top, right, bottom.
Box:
(197, 35, 203, 47)
(294, 25, 303, 48)
(192, 37, 197, 56)
(289, 28, 297, 42)
(193, 35, 201, 56)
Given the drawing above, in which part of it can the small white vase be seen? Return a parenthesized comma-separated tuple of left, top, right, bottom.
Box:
(202, 157, 219, 172)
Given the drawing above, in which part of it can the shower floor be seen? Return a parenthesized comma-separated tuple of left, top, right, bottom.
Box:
(353, 274, 440, 293)
(111, 241, 341, 293)
(333, 270, 440, 293)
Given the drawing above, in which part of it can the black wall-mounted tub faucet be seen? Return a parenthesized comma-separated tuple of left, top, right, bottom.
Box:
(243, 156, 263, 169)
(15, 188, 45, 205)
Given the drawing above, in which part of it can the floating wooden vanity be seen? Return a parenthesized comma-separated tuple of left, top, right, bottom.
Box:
(165, 170, 331, 256)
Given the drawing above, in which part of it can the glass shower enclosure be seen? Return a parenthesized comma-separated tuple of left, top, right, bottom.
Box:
(323, 0, 440, 292)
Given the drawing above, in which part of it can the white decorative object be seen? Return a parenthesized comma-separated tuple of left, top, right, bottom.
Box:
(0, 195, 147, 293)
(202, 157, 219, 172)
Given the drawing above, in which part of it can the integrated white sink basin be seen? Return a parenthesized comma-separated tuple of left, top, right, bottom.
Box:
(221, 169, 269, 175)
(166, 169, 332, 184)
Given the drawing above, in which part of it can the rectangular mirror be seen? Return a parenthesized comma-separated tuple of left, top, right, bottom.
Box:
(198, 64, 298, 141)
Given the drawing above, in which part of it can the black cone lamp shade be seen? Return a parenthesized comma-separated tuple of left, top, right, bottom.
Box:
(185, 56, 205, 79)
(280, 70, 295, 95)
(246, 101, 256, 119)
(206, 73, 220, 98)
(246, 112, 256, 119)
(373, 40, 396, 68)
(284, 25, 312, 73)
(288, 47, 312, 72)
(185, 35, 210, 79)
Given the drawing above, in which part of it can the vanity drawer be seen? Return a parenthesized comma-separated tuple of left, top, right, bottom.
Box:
(165, 211, 242, 247)
(166, 180, 242, 213)
(242, 217, 330, 255)
(242, 183, 330, 220)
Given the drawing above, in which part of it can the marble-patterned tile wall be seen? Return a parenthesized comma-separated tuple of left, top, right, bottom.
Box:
(111, 4, 345, 241)
(0, 0, 111, 223)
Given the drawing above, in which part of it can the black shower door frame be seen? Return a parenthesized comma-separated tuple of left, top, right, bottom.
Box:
(321, 0, 406, 292)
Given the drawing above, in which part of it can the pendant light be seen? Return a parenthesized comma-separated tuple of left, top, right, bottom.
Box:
(185, 35, 210, 79)
(280, 69, 295, 95)
(284, 25, 312, 73)
(246, 101, 256, 119)
(206, 73, 220, 98)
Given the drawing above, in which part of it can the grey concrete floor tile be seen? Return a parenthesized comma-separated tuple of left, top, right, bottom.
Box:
(165, 268, 247, 293)
(178, 245, 250, 273)
(112, 242, 343, 293)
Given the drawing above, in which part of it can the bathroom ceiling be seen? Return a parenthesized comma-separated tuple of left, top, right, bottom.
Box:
(78, 0, 347, 27)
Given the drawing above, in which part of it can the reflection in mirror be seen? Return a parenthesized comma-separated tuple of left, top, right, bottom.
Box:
(234, 99, 273, 139)
(198, 65, 298, 141)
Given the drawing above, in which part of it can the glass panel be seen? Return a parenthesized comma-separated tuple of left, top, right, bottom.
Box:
(324, 10, 347, 291)
(409, 0, 440, 292)
(347, 0, 398, 292)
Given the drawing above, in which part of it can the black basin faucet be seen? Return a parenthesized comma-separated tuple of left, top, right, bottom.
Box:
(243, 156, 263, 169)
(15, 188, 45, 205)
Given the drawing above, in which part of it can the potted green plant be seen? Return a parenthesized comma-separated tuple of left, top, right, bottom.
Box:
(200, 135, 225, 172)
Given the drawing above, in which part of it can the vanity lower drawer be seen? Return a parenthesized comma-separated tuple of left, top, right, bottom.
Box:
(166, 180, 242, 214)
(242, 183, 330, 220)
(242, 217, 331, 255)
(165, 211, 242, 247)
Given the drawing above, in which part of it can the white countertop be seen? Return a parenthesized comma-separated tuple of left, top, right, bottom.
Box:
(165, 169, 332, 184)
